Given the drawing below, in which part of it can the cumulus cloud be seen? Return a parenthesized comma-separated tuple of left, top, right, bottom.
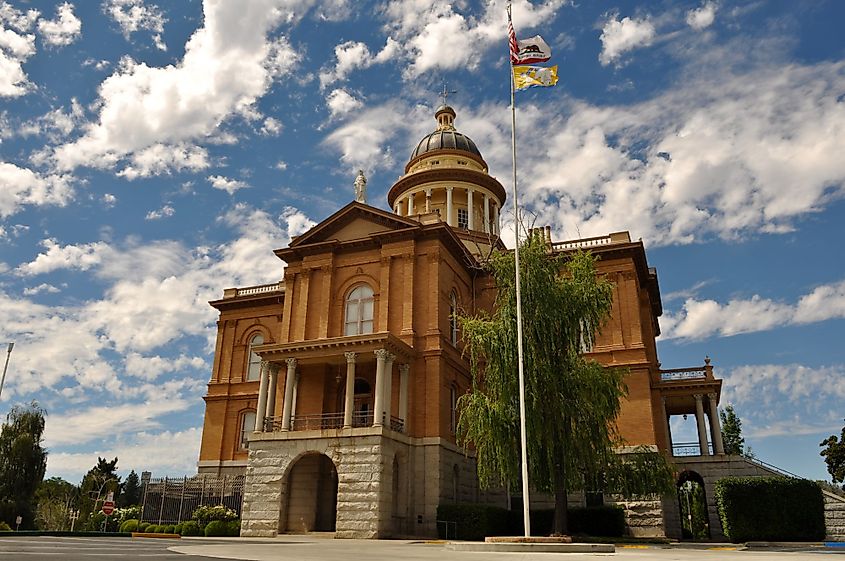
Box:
(326, 88, 363, 118)
(319, 38, 398, 88)
(598, 14, 656, 66)
(145, 204, 175, 220)
(686, 2, 717, 31)
(37, 2, 81, 48)
(22, 283, 61, 296)
(260, 116, 282, 136)
(660, 279, 845, 340)
(102, 0, 166, 50)
(15, 238, 107, 276)
(50, 1, 301, 177)
(208, 175, 248, 194)
(0, 2, 38, 97)
(0, 162, 74, 218)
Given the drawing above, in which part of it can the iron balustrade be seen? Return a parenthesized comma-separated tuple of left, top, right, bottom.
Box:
(261, 411, 405, 432)
(660, 368, 707, 381)
(672, 441, 713, 456)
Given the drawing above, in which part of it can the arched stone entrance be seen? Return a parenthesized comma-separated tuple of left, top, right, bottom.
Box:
(283, 453, 338, 533)
(677, 470, 710, 540)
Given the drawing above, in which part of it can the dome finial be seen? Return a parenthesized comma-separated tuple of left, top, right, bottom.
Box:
(354, 169, 367, 204)
(436, 82, 458, 131)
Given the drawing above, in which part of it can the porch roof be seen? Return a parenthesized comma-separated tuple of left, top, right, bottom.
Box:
(253, 331, 415, 365)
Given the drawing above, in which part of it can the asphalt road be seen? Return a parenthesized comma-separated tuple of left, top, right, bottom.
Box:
(1, 535, 843, 560)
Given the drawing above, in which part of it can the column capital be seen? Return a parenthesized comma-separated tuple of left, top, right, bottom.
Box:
(374, 348, 391, 361)
(385, 352, 396, 364)
(399, 363, 410, 375)
(268, 362, 281, 375)
(285, 357, 297, 369)
(707, 392, 717, 401)
(446, 186, 454, 192)
(344, 351, 357, 364)
(693, 393, 703, 402)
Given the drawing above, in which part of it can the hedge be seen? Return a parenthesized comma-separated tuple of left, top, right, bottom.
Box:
(715, 477, 825, 542)
(119, 519, 139, 533)
(181, 521, 202, 536)
(204, 520, 230, 537)
(437, 504, 625, 540)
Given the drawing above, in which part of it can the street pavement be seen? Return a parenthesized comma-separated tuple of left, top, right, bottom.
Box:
(1, 534, 843, 560)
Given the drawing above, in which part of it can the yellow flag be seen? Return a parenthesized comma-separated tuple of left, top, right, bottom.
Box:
(513, 65, 558, 91)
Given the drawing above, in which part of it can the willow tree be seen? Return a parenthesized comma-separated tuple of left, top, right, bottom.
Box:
(457, 234, 674, 535)
(0, 402, 48, 529)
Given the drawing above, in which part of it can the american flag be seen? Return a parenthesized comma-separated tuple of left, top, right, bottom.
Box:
(508, 11, 519, 64)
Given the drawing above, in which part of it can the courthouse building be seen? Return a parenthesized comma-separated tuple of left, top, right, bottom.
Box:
(197, 105, 746, 539)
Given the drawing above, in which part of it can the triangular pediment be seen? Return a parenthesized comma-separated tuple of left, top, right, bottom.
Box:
(289, 202, 420, 247)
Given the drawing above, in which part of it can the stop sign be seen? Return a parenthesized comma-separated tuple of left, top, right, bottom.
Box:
(102, 501, 115, 516)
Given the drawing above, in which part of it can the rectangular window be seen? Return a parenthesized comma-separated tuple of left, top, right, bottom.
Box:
(450, 386, 457, 433)
(457, 208, 468, 229)
(240, 411, 256, 449)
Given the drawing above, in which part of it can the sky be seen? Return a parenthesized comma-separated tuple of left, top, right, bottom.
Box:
(0, 0, 843, 485)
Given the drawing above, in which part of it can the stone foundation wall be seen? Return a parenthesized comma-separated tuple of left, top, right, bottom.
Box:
(825, 491, 845, 542)
(607, 496, 664, 537)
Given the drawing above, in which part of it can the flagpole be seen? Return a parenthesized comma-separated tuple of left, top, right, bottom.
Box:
(507, 1, 531, 539)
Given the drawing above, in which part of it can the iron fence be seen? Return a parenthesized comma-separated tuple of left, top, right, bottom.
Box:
(139, 474, 245, 525)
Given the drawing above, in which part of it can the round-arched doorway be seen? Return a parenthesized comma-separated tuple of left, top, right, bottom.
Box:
(283, 453, 338, 533)
(677, 470, 710, 540)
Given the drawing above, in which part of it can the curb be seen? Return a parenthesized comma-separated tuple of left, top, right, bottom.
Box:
(131, 533, 181, 539)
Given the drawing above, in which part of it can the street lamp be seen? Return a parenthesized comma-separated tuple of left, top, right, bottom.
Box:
(0, 342, 13, 401)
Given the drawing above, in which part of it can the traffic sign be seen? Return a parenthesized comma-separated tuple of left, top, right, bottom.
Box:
(102, 501, 115, 516)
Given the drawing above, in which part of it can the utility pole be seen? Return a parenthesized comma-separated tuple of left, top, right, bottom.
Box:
(0, 342, 13, 401)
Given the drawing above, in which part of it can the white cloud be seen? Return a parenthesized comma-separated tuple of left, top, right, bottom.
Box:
(101, 193, 117, 207)
(0, 162, 74, 218)
(118, 143, 209, 179)
(319, 38, 398, 88)
(326, 88, 363, 118)
(686, 2, 717, 31)
(260, 116, 282, 136)
(37, 2, 81, 48)
(124, 352, 206, 380)
(208, 175, 248, 194)
(145, 204, 175, 220)
(599, 14, 656, 66)
(51, 1, 301, 176)
(47, 428, 203, 479)
(16, 238, 108, 276)
(103, 0, 166, 50)
(0, 2, 38, 97)
(22, 283, 61, 296)
(660, 279, 845, 340)
(720, 363, 845, 439)
(275, 160, 287, 171)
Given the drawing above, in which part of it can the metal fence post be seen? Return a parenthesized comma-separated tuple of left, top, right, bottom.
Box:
(178, 476, 187, 523)
(158, 477, 167, 525)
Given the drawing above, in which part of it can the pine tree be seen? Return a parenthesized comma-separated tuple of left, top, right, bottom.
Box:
(0, 402, 48, 529)
(720, 405, 746, 456)
(78, 457, 121, 530)
(457, 235, 674, 535)
(118, 470, 141, 507)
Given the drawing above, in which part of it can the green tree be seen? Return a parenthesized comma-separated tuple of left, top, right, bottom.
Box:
(0, 402, 48, 529)
(118, 470, 141, 507)
(720, 405, 746, 456)
(78, 457, 121, 531)
(35, 477, 78, 531)
(820, 420, 845, 488)
(456, 235, 674, 535)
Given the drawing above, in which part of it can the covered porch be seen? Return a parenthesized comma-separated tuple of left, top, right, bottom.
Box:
(251, 332, 415, 437)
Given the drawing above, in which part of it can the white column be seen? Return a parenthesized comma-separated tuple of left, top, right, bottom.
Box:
(407, 193, 414, 216)
(467, 188, 474, 230)
(394, 203, 401, 215)
(694, 394, 708, 455)
(446, 187, 454, 226)
(253, 361, 269, 432)
(373, 349, 389, 427)
(291, 371, 300, 418)
(383, 353, 396, 427)
(398, 363, 410, 432)
(266, 364, 279, 420)
(425, 189, 432, 213)
(708, 393, 725, 455)
(281, 358, 297, 431)
(483, 194, 490, 234)
(492, 203, 499, 235)
(343, 352, 356, 428)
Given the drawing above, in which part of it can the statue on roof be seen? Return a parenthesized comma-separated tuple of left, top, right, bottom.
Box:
(354, 169, 367, 204)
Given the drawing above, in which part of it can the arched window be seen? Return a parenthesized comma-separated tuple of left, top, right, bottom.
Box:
(345, 284, 374, 336)
(246, 333, 264, 381)
(449, 291, 459, 345)
(240, 410, 256, 450)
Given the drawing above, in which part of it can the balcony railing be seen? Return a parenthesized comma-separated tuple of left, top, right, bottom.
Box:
(659, 368, 707, 381)
(672, 442, 713, 456)
(235, 282, 284, 297)
(262, 412, 405, 433)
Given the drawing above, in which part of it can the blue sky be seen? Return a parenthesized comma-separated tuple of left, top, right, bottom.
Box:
(0, 0, 843, 484)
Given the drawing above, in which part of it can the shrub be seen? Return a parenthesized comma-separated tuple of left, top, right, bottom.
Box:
(163, 525, 176, 534)
(174, 523, 183, 535)
(119, 519, 139, 533)
(204, 520, 230, 537)
(226, 520, 241, 537)
(0, 522, 11, 532)
(715, 477, 825, 542)
(436, 504, 511, 541)
(181, 521, 202, 536)
(192, 505, 238, 527)
(137, 522, 150, 532)
(569, 506, 626, 537)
